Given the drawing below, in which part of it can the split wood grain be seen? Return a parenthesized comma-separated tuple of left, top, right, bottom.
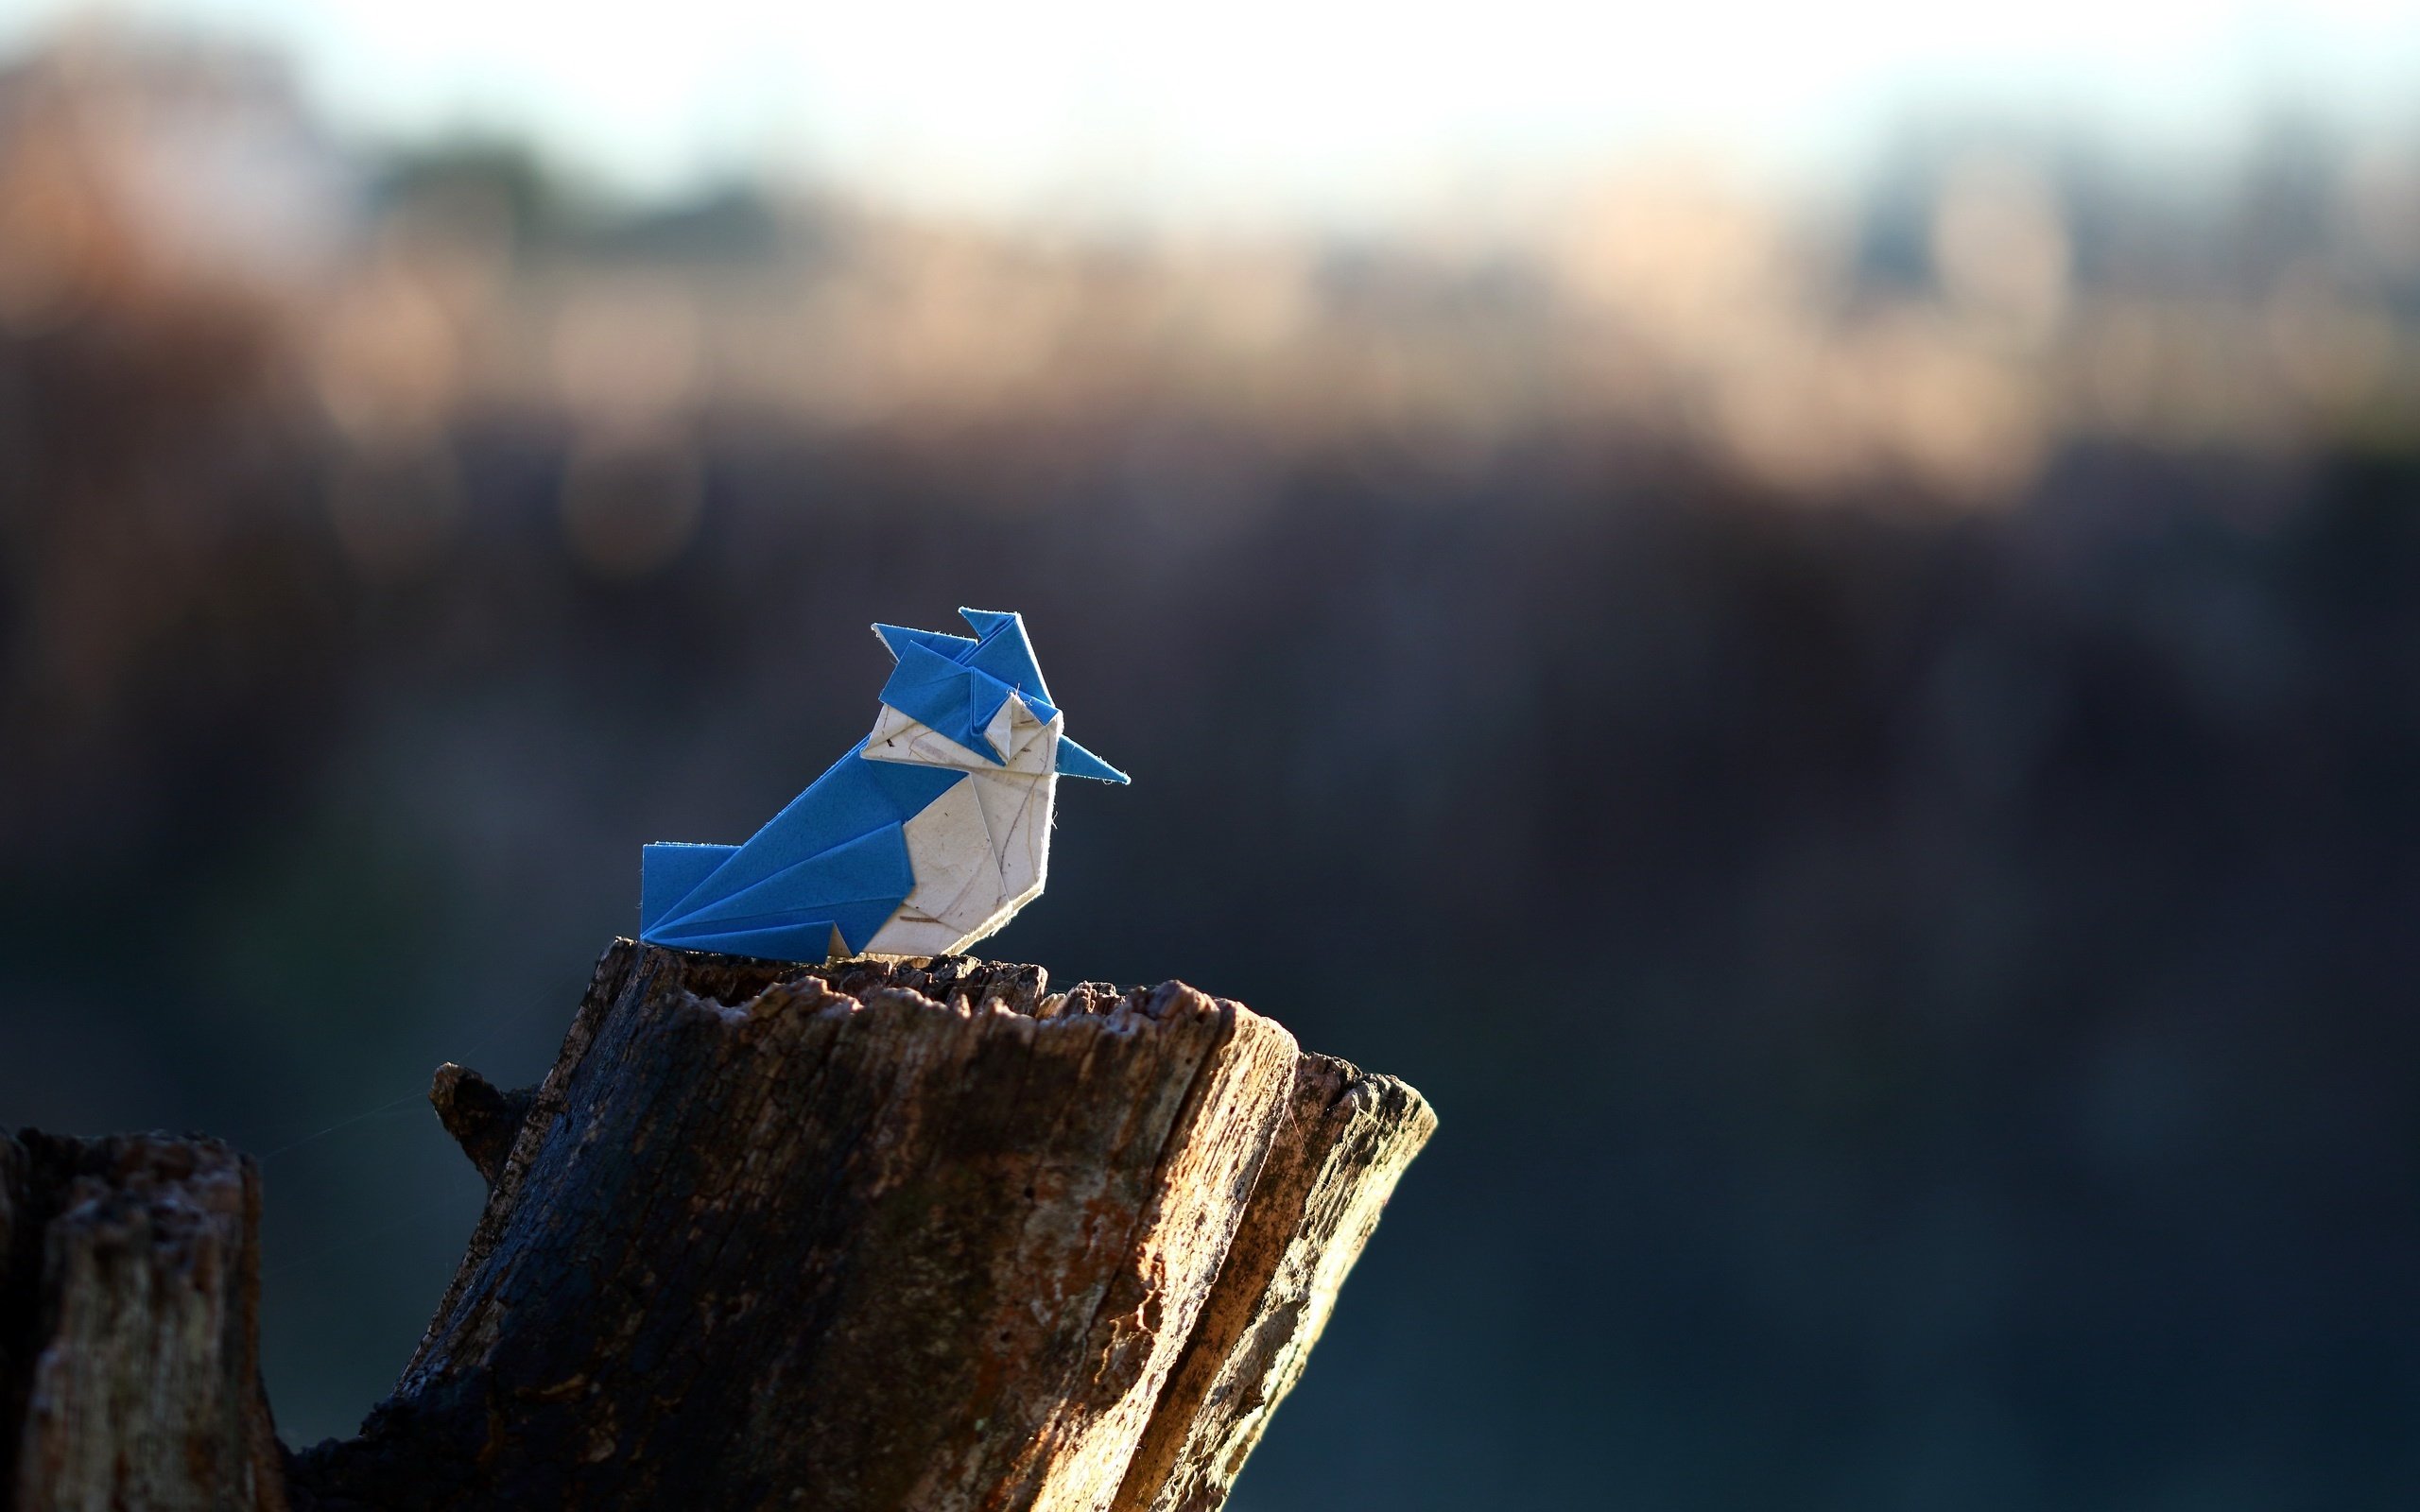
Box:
(1113, 1054, 1435, 1512)
(8, 941, 1430, 1512)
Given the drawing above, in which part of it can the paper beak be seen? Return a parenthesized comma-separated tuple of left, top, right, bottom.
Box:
(1053, 735, 1130, 784)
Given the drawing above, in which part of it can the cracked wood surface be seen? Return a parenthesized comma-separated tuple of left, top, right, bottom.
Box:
(8, 941, 1432, 1512)
(1115, 1055, 1436, 1512)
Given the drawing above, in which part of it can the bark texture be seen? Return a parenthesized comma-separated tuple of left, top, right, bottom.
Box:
(0, 1132, 285, 1512)
(9, 941, 1431, 1511)
(1114, 1056, 1436, 1512)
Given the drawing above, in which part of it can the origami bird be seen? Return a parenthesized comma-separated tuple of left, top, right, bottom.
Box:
(639, 609, 1127, 962)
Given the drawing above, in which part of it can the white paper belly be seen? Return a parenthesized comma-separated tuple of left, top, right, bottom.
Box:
(861, 765, 1056, 955)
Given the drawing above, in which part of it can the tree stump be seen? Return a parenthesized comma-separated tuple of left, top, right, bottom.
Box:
(0, 1133, 286, 1512)
(5, 942, 1432, 1511)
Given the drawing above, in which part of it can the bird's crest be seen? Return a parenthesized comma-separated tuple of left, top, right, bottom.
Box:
(872, 609, 1126, 782)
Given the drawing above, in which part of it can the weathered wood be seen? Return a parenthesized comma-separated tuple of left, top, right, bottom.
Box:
(1114, 1055, 1436, 1512)
(9, 940, 1431, 1511)
(0, 1132, 285, 1512)
(426, 1065, 532, 1189)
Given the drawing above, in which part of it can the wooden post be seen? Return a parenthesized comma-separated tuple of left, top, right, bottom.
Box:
(0, 1133, 286, 1512)
(6, 942, 1432, 1511)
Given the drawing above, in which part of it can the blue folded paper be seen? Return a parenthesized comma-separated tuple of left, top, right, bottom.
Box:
(640, 609, 1127, 962)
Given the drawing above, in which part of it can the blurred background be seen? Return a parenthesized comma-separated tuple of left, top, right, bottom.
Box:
(3, 2, 2418, 1506)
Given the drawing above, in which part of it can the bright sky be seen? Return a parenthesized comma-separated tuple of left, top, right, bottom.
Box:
(9, 0, 2420, 225)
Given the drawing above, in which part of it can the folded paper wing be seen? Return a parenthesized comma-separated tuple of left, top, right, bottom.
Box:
(641, 609, 1126, 963)
(641, 746, 959, 957)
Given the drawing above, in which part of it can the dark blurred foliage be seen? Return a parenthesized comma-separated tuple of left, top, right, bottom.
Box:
(5, 29, 2420, 1512)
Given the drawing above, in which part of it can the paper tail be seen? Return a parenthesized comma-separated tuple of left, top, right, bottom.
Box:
(640, 842, 738, 933)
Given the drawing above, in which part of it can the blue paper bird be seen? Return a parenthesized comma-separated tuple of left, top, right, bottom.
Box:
(639, 610, 1127, 962)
